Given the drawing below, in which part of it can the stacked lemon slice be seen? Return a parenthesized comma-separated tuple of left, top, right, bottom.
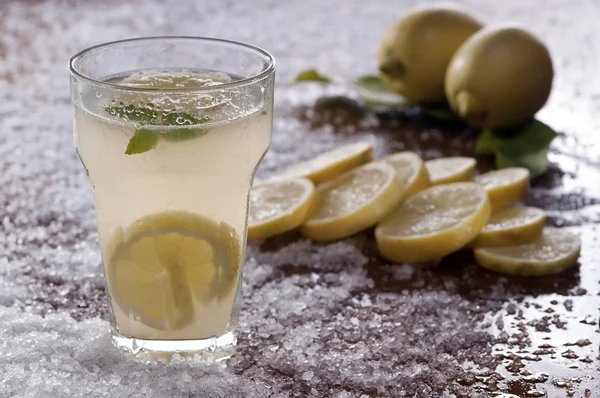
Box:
(247, 144, 580, 277)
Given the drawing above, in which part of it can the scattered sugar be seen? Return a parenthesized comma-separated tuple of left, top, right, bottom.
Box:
(1, 0, 599, 396)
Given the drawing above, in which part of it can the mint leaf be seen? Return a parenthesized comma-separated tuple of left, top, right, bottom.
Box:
(125, 129, 159, 155)
(161, 114, 209, 142)
(106, 104, 158, 123)
(294, 69, 332, 83)
(353, 74, 410, 112)
(475, 119, 558, 177)
(105, 105, 211, 154)
(162, 128, 208, 142)
(162, 112, 208, 126)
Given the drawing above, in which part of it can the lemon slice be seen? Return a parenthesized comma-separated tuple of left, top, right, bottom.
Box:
(475, 167, 530, 208)
(379, 151, 431, 197)
(474, 228, 581, 276)
(376, 182, 491, 263)
(470, 207, 545, 248)
(301, 162, 404, 241)
(425, 157, 476, 185)
(107, 211, 240, 331)
(247, 178, 316, 240)
(278, 142, 373, 184)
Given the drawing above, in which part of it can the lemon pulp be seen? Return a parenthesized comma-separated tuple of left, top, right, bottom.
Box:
(106, 211, 240, 339)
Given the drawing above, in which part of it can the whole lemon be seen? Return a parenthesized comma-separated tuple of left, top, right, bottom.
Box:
(445, 25, 553, 130)
(378, 6, 482, 103)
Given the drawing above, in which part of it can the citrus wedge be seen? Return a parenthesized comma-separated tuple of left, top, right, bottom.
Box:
(247, 178, 316, 240)
(376, 182, 491, 263)
(301, 162, 404, 241)
(425, 156, 476, 185)
(379, 151, 431, 197)
(470, 207, 545, 248)
(475, 167, 529, 208)
(107, 211, 240, 331)
(474, 228, 581, 276)
(278, 142, 373, 184)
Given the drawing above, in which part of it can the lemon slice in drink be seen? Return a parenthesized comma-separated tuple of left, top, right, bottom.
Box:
(475, 167, 530, 208)
(278, 142, 373, 184)
(376, 182, 491, 263)
(107, 211, 240, 331)
(474, 228, 581, 276)
(379, 151, 431, 197)
(248, 178, 316, 240)
(470, 207, 545, 248)
(425, 157, 476, 185)
(301, 162, 404, 241)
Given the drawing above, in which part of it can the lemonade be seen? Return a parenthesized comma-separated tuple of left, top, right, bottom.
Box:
(70, 38, 275, 358)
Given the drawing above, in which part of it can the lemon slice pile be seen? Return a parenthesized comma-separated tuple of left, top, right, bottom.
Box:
(302, 162, 404, 241)
(475, 167, 529, 208)
(378, 151, 431, 197)
(375, 182, 491, 263)
(107, 211, 240, 331)
(277, 142, 373, 184)
(474, 228, 581, 276)
(425, 156, 476, 185)
(246, 141, 580, 276)
(470, 207, 546, 248)
(248, 178, 316, 240)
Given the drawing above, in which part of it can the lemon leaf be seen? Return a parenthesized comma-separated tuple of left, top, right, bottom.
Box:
(125, 129, 159, 155)
(353, 75, 410, 112)
(294, 69, 332, 83)
(476, 119, 558, 177)
(495, 148, 551, 177)
(353, 75, 390, 92)
(421, 105, 460, 121)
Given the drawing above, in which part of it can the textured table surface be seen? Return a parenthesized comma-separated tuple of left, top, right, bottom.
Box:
(1, 0, 599, 397)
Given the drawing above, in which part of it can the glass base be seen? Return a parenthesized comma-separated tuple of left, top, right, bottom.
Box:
(111, 327, 236, 361)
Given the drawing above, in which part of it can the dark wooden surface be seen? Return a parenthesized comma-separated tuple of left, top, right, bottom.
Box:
(0, 0, 598, 396)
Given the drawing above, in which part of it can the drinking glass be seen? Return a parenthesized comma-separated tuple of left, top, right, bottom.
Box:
(69, 37, 275, 359)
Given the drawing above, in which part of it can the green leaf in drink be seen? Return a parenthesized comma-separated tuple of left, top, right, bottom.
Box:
(162, 111, 209, 126)
(125, 129, 160, 155)
(475, 119, 558, 177)
(105, 104, 211, 154)
(162, 128, 208, 142)
(106, 104, 158, 123)
(160, 113, 209, 142)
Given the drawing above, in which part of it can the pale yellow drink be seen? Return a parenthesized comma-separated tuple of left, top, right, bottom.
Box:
(73, 71, 272, 346)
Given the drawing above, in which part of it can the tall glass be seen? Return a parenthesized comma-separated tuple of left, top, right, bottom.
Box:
(69, 37, 275, 359)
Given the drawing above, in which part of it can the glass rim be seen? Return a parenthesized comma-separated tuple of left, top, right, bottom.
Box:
(69, 36, 276, 93)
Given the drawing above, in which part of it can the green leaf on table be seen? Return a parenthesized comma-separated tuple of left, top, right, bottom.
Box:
(475, 119, 558, 177)
(125, 129, 160, 155)
(421, 106, 459, 121)
(353, 74, 410, 112)
(294, 69, 332, 83)
(354, 75, 390, 92)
